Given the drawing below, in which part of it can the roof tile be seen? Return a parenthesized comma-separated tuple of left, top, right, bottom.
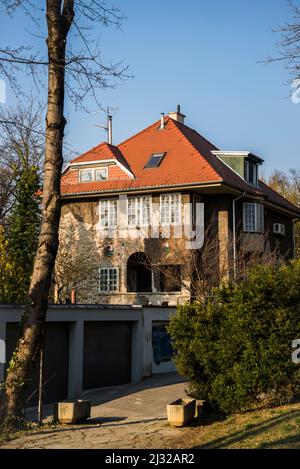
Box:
(61, 116, 300, 216)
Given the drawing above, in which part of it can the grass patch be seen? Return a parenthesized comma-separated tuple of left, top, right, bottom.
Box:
(0, 417, 34, 446)
(165, 400, 300, 449)
(0, 417, 59, 447)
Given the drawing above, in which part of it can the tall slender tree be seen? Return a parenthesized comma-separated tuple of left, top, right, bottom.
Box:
(0, 1, 127, 423)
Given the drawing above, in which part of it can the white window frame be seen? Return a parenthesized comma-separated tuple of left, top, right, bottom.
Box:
(79, 168, 94, 182)
(127, 196, 152, 227)
(243, 202, 264, 233)
(99, 199, 118, 229)
(79, 167, 108, 183)
(95, 167, 108, 181)
(99, 267, 119, 293)
(273, 223, 286, 236)
(160, 193, 181, 226)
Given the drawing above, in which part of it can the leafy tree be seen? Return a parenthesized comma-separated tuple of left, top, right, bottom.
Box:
(6, 167, 41, 301)
(267, 169, 300, 254)
(168, 260, 300, 414)
(0, 103, 45, 226)
(0, 225, 16, 303)
(0, 167, 15, 226)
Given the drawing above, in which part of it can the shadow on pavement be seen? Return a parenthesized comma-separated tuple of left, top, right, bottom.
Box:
(30, 416, 168, 438)
(83, 372, 186, 407)
(24, 372, 186, 423)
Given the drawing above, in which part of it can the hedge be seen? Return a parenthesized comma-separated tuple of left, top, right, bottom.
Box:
(168, 260, 300, 413)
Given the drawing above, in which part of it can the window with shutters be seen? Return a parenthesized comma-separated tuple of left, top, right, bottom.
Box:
(243, 202, 264, 233)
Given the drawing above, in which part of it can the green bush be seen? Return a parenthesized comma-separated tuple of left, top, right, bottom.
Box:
(168, 260, 300, 414)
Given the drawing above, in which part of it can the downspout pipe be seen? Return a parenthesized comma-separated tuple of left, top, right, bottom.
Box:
(232, 192, 246, 280)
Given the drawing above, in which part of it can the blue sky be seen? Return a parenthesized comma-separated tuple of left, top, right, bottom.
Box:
(0, 0, 299, 176)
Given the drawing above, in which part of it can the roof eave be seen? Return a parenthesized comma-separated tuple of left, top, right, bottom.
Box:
(61, 180, 224, 199)
(263, 200, 300, 219)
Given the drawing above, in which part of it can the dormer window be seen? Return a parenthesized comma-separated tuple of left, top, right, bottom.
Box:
(79, 167, 108, 182)
(245, 160, 258, 187)
(211, 151, 263, 188)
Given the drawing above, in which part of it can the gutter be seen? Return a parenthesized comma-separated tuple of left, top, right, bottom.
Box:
(263, 200, 300, 220)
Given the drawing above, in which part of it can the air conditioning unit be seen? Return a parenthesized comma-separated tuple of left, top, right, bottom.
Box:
(273, 223, 285, 235)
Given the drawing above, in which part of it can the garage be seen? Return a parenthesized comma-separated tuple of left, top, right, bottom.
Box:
(83, 321, 131, 390)
(5, 322, 70, 406)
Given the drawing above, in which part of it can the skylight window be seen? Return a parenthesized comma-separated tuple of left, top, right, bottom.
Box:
(144, 152, 166, 168)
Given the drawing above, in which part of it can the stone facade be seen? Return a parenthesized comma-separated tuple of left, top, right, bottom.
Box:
(55, 188, 297, 306)
(55, 192, 194, 305)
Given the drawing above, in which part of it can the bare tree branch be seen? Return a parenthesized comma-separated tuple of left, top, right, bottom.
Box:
(0, 0, 130, 106)
(263, 0, 300, 82)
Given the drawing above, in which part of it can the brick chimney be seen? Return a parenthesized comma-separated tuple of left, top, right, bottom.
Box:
(168, 105, 185, 124)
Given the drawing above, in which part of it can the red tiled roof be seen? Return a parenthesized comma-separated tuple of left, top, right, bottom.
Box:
(61, 116, 300, 216)
(61, 117, 224, 194)
(172, 119, 262, 196)
(70, 142, 134, 175)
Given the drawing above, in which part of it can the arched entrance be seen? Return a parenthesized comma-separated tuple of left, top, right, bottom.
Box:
(127, 252, 152, 292)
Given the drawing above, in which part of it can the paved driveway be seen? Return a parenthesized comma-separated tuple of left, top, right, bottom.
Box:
(2, 373, 187, 449)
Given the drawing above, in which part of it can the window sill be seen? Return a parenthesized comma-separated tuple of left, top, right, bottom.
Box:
(242, 230, 264, 234)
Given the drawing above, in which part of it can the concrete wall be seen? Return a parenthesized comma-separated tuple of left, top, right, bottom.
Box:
(0, 304, 176, 399)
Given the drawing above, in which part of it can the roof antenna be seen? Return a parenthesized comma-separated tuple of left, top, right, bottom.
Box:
(107, 114, 112, 145)
(93, 106, 118, 145)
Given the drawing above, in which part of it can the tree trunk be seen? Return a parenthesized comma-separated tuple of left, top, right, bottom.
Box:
(0, 0, 74, 422)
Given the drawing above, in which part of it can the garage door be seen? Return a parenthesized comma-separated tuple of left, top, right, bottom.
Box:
(6, 322, 70, 406)
(83, 322, 131, 390)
